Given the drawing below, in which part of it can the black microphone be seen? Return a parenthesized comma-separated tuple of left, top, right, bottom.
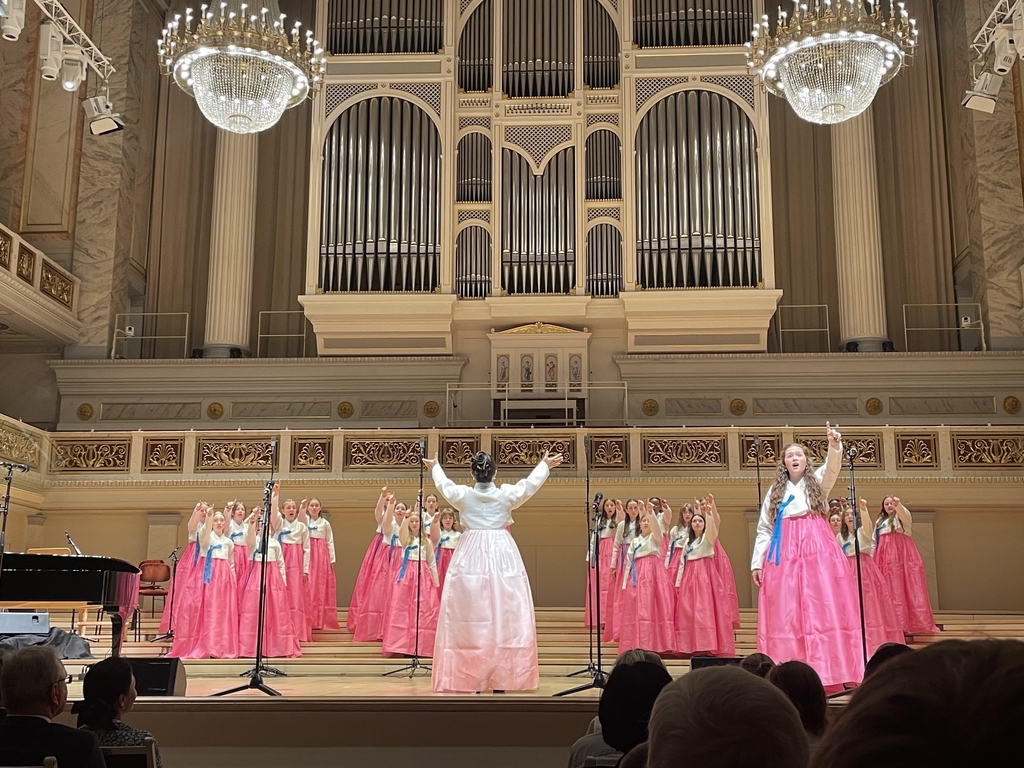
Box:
(419, 436, 427, 456)
(0, 460, 29, 472)
(591, 491, 603, 512)
(64, 531, 83, 556)
(753, 435, 761, 447)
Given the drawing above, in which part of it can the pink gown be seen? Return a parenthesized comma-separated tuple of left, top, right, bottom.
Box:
(662, 526, 688, 601)
(673, 534, 736, 657)
(752, 443, 865, 687)
(602, 523, 638, 644)
(229, 522, 249, 596)
(159, 534, 197, 636)
(181, 532, 239, 659)
(381, 540, 441, 657)
(429, 460, 551, 693)
(306, 517, 339, 630)
(875, 509, 938, 633)
(435, 528, 462, 592)
(278, 521, 313, 642)
(347, 527, 387, 638)
(616, 533, 676, 655)
(238, 537, 302, 658)
(584, 525, 615, 629)
(838, 527, 904, 656)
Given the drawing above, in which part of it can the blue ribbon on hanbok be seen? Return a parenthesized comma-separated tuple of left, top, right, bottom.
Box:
(229, 530, 244, 542)
(667, 535, 685, 567)
(766, 494, 796, 566)
(203, 544, 222, 584)
(628, 540, 643, 586)
(438, 535, 451, 548)
(842, 540, 853, 555)
(277, 528, 292, 545)
(192, 541, 200, 567)
(398, 544, 418, 581)
(388, 533, 400, 563)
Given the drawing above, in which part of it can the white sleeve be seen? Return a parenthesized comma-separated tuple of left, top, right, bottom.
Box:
(814, 442, 843, 497)
(896, 503, 913, 536)
(750, 490, 773, 571)
(278, 552, 287, 584)
(503, 461, 551, 511)
(301, 525, 311, 574)
(431, 464, 468, 511)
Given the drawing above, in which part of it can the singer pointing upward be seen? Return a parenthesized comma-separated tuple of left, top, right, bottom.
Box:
(425, 449, 562, 693)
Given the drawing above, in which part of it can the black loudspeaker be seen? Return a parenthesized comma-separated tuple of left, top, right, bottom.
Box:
(689, 656, 744, 670)
(126, 657, 187, 696)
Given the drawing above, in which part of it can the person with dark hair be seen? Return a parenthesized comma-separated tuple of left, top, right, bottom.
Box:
(73, 657, 163, 768)
(600, 662, 673, 762)
(767, 661, 828, 756)
(0, 646, 105, 768)
(813, 639, 1024, 768)
(873, 495, 938, 634)
(427, 449, 562, 692)
(648, 666, 808, 768)
(740, 652, 776, 678)
(0, 649, 8, 723)
(863, 642, 913, 679)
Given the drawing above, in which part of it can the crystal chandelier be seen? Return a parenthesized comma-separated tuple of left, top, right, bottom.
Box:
(158, 1, 326, 134)
(746, 1, 918, 125)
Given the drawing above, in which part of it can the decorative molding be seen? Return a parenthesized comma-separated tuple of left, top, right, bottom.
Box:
(142, 438, 185, 473)
(442, 435, 479, 466)
(504, 124, 573, 168)
(344, 438, 422, 469)
(495, 435, 575, 470)
(641, 435, 727, 470)
(505, 102, 572, 116)
(587, 206, 620, 221)
(389, 82, 442, 117)
(459, 96, 491, 108)
(865, 397, 884, 416)
(16, 244, 34, 283)
(0, 229, 11, 270)
(699, 75, 756, 107)
(40, 262, 74, 308)
(458, 209, 490, 222)
(423, 400, 441, 418)
(795, 433, 883, 468)
(76, 403, 94, 421)
(895, 432, 940, 470)
(0, 424, 41, 468)
(459, 116, 490, 130)
(635, 77, 690, 111)
(207, 402, 224, 419)
(496, 322, 580, 334)
(586, 113, 619, 126)
(195, 438, 276, 471)
(1005, 396, 1022, 415)
(951, 433, 1024, 469)
(589, 436, 628, 469)
(586, 93, 618, 106)
(323, 83, 375, 116)
(741, 434, 781, 467)
(729, 398, 747, 416)
(291, 437, 332, 472)
(337, 401, 354, 418)
(641, 398, 660, 416)
(50, 439, 130, 472)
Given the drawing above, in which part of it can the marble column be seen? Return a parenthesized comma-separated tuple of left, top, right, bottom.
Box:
(203, 131, 258, 358)
(832, 106, 890, 352)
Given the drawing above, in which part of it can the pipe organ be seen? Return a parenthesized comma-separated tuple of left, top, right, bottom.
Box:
(308, 0, 779, 361)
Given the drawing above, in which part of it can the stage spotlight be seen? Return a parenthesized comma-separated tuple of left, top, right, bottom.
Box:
(83, 94, 124, 136)
(963, 71, 1004, 113)
(60, 46, 86, 92)
(0, 0, 25, 42)
(38, 21, 63, 81)
(992, 25, 1018, 75)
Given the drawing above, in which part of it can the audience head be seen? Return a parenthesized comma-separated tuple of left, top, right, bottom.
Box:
(767, 661, 828, 737)
(614, 649, 667, 670)
(598, 661, 673, 755)
(619, 742, 649, 768)
(0, 646, 68, 719)
(863, 642, 913, 679)
(648, 666, 808, 768)
(0, 649, 7, 709)
(73, 657, 137, 731)
(740, 652, 776, 678)
(812, 639, 1024, 768)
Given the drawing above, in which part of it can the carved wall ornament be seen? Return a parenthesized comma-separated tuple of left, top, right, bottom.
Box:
(865, 397, 884, 416)
(589, 436, 628, 469)
(337, 401, 354, 418)
(207, 402, 224, 420)
(423, 400, 441, 418)
(729, 398, 747, 416)
(795, 433, 882, 468)
(345, 438, 423, 469)
(642, 399, 660, 416)
(40, 262, 74, 308)
(0, 424, 41, 468)
(495, 436, 575, 470)
(642, 435, 727, 470)
(0, 229, 11, 269)
(498, 322, 579, 334)
(291, 437, 332, 472)
(1004, 396, 1022, 415)
(50, 439, 130, 472)
(951, 433, 1024, 469)
(76, 403, 94, 421)
(741, 434, 780, 467)
(442, 435, 480, 466)
(16, 245, 34, 283)
(142, 438, 184, 472)
(895, 432, 939, 470)
(196, 438, 276, 471)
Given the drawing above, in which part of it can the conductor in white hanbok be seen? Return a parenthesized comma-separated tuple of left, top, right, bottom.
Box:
(425, 449, 562, 693)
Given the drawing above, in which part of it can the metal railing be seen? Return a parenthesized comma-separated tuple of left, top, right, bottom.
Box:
(256, 311, 312, 358)
(112, 312, 189, 360)
(903, 303, 986, 352)
(445, 381, 630, 427)
(775, 304, 831, 353)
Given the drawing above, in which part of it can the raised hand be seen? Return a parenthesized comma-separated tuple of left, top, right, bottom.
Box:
(826, 421, 841, 447)
(893, 495, 901, 506)
(423, 453, 438, 471)
(542, 451, 563, 469)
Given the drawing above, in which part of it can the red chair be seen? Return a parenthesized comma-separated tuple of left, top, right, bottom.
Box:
(138, 560, 171, 618)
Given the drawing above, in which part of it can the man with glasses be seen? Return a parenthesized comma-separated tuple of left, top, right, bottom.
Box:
(0, 646, 105, 768)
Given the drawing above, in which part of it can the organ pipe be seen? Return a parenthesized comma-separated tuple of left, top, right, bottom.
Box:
(585, 130, 621, 200)
(319, 97, 441, 293)
(458, 0, 493, 92)
(634, 90, 761, 289)
(502, 0, 574, 98)
(456, 132, 493, 202)
(632, 0, 752, 48)
(583, 0, 619, 89)
(587, 224, 623, 297)
(455, 226, 492, 298)
(326, 0, 445, 55)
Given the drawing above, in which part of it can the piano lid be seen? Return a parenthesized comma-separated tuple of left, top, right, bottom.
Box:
(0, 553, 140, 573)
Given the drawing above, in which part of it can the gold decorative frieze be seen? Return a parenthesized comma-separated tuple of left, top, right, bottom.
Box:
(291, 437, 332, 472)
(423, 400, 440, 418)
(39, 262, 74, 308)
(207, 402, 224, 420)
(0, 229, 10, 269)
(50, 439, 130, 472)
(589, 436, 628, 469)
(641, 399, 660, 416)
(196, 438, 276, 471)
(16, 245, 34, 283)
(895, 432, 939, 470)
(741, 434, 781, 467)
(337, 401, 354, 419)
(495, 436, 575, 470)
(865, 397, 884, 416)
(344, 438, 423, 469)
(729, 398, 747, 416)
(76, 403, 94, 421)
(951, 433, 1024, 469)
(1005, 396, 1022, 415)
(142, 438, 184, 473)
(794, 433, 882, 468)
(442, 436, 479, 466)
(0, 424, 41, 469)
(641, 435, 727, 470)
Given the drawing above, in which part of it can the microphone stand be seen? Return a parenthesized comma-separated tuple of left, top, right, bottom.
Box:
(216, 439, 283, 696)
(151, 547, 179, 643)
(753, 435, 764, 508)
(564, 435, 598, 681)
(384, 437, 431, 678)
(846, 447, 869, 671)
(0, 462, 24, 605)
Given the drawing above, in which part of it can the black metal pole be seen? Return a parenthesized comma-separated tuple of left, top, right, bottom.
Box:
(151, 547, 179, 643)
(0, 465, 16, 597)
(847, 449, 869, 670)
(567, 436, 598, 680)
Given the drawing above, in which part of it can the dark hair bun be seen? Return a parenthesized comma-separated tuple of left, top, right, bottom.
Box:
(471, 451, 496, 483)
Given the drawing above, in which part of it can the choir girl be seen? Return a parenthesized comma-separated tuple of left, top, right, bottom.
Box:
(381, 508, 440, 657)
(228, 502, 249, 581)
(664, 502, 693, 577)
(430, 508, 462, 591)
(837, 498, 903, 655)
(584, 497, 619, 629)
(615, 502, 675, 655)
(181, 506, 239, 659)
(347, 486, 392, 640)
(829, 504, 843, 536)
(603, 498, 643, 644)
(673, 496, 735, 657)
(301, 497, 339, 630)
(272, 491, 312, 642)
(380, 496, 413, 625)
(750, 422, 864, 687)
(159, 501, 205, 637)
(422, 492, 440, 532)
(874, 495, 938, 633)
(238, 509, 301, 658)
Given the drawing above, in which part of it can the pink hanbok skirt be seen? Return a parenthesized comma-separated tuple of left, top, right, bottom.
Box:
(875, 532, 938, 633)
(674, 556, 735, 656)
(182, 558, 239, 659)
(159, 540, 197, 635)
(846, 553, 904, 656)
(432, 529, 539, 693)
(347, 532, 382, 634)
(616, 555, 676, 655)
(585, 537, 614, 629)
(663, 540, 685, 602)
(713, 539, 742, 629)
(167, 553, 204, 657)
(758, 514, 864, 687)
(238, 559, 302, 658)
(601, 545, 630, 644)
(231, 541, 249, 590)
(307, 537, 339, 630)
(382, 563, 440, 657)
(281, 541, 312, 642)
(437, 547, 455, 591)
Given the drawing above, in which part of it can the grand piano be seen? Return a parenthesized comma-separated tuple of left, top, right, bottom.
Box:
(0, 553, 140, 657)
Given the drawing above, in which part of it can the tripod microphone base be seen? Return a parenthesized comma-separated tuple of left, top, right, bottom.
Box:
(150, 631, 173, 643)
(382, 656, 432, 678)
(565, 662, 599, 679)
(213, 671, 281, 697)
(554, 670, 606, 697)
(238, 662, 287, 678)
